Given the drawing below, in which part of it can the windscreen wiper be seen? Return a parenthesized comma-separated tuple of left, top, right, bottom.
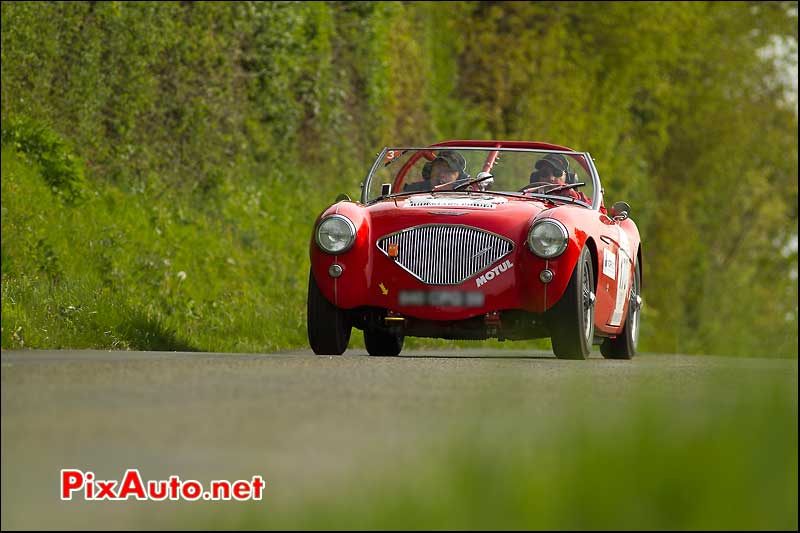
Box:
(538, 182, 585, 195)
(520, 181, 585, 194)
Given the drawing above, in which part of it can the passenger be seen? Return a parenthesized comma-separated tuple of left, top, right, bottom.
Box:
(529, 153, 589, 203)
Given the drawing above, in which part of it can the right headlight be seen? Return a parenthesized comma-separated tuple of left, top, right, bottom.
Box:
(315, 214, 356, 255)
(527, 219, 569, 258)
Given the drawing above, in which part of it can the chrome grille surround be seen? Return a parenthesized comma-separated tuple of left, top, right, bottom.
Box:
(376, 224, 514, 286)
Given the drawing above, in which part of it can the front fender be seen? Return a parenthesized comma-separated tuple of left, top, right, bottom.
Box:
(309, 201, 373, 308)
(517, 212, 592, 312)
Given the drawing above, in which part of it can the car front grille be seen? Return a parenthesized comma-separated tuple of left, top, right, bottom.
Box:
(376, 224, 514, 285)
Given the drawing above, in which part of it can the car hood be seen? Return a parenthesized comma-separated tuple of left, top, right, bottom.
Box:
(365, 193, 553, 242)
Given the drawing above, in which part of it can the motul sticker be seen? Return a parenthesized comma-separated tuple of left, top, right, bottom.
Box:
(476, 260, 513, 287)
(603, 248, 616, 279)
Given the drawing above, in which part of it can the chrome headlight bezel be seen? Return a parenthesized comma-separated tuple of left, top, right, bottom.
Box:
(527, 219, 569, 259)
(315, 214, 357, 255)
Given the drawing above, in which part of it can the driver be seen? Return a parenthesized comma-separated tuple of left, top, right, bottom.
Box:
(404, 150, 468, 192)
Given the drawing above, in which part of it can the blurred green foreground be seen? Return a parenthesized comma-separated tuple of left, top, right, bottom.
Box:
(1, 352, 796, 530)
(199, 368, 798, 530)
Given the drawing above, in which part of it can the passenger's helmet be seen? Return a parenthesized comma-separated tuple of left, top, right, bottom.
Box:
(531, 153, 574, 183)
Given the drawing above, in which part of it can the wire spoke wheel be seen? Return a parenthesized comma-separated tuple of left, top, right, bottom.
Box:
(549, 245, 594, 360)
(582, 266, 595, 344)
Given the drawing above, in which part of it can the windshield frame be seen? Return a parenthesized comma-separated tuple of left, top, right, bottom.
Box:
(361, 146, 603, 210)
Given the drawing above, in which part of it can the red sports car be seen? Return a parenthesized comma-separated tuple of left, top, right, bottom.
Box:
(308, 140, 642, 359)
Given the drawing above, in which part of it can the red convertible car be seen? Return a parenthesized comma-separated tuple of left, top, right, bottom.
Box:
(308, 141, 642, 359)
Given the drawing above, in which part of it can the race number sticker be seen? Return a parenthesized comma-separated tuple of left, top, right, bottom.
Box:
(610, 230, 632, 326)
(384, 150, 402, 164)
(602, 248, 616, 280)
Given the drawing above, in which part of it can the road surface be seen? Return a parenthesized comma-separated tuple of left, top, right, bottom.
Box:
(2, 349, 796, 529)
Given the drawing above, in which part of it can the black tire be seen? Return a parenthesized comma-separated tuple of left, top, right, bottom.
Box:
(601, 257, 642, 359)
(548, 245, 595, 360)
(364, 328, 404, 357)
(307, 271, 351, 355)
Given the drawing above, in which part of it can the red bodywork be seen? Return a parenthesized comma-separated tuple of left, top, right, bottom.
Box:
(310, 141, 641, 340)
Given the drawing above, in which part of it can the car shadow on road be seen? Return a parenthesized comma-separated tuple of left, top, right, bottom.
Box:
(395, 354, 555, 360)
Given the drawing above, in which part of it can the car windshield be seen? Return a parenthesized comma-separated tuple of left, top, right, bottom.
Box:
(363, 147, 598, 208)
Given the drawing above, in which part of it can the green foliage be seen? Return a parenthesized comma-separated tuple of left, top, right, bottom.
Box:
(0, 147, 326, 352)
(1, 1, 797, 356)
(1, 117, 86, 203)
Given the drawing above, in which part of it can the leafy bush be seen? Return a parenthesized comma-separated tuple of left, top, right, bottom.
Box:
(0, 1, 797, 355)
(1, 117, 85, 203)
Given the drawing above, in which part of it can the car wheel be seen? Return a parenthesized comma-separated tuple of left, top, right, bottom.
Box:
(307, 271, 351, 355)
(600, 257, 642, 359)
(364, 329, 404, 357)
(548, 245, 595, 360)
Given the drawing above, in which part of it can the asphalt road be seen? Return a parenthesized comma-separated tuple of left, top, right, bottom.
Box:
(2, 349, 797, 529)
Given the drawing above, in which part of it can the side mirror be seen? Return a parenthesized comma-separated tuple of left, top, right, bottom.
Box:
(610, 201, 630, 221)
(335, 193, 351, 202)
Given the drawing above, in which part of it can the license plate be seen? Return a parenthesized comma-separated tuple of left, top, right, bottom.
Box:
(398, 290, 485, 308)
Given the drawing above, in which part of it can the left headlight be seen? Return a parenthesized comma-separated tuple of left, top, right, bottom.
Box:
(315, 214, 356, 255)
(527, 219, 569, 258)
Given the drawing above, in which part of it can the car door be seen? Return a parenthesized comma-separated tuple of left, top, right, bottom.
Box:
(595, 211, 625, 328)
(596, 210, 634, 329)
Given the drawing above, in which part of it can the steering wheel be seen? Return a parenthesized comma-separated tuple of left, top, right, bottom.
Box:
(432, 177, 471, 192)
(518, 181, 556, 193)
